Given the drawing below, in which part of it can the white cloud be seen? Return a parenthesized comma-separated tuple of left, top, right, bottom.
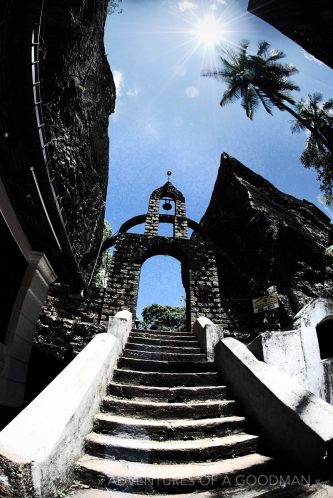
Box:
(178, 1, 198, 12)
(303, 50, 324, 66)
(113, 70, 124, 97)
(216, 0, 227, 4)
(126, 88, 139, 97)
(185, 86, 199, 98)
(209, 4, 218, 10)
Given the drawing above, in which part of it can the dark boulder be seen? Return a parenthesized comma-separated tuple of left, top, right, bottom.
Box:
(199, 153, 333, 341)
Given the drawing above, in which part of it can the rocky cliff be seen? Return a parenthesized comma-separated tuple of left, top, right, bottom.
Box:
(40, 0, 115, 279)
(26, 0, 115, 399)
(199, 153, 333, 341)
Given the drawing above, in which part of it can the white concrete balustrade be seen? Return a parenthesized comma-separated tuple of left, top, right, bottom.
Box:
(0, 310, 132, 498)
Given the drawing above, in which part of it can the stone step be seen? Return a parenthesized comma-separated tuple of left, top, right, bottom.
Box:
(129, 331, 197, 341)
(112, 368, 218, 387)
(132, 329, 193, 336)
(94, 413, 245, 440)
(128, 335, 199, 347)
(125, 343, 201, 354)
(107, 382, 226, 402)
(85, 432, 258, 464)
(101, 397, 235, 419)
(67, 486, 284, 498)
(128, 337, 199, 347)
(75, 453, 274, 493)
(122, 349, 206, 362)
(118, 357, 215, 373)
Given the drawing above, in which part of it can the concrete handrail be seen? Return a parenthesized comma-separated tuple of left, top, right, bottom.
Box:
(0, 311, 132, 498)
(193, 317, 224, 361)
(215, 337, 333, 470)
(108, 309, 132, 348)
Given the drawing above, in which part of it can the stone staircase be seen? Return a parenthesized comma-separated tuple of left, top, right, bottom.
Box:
(73, 328, 274, 496)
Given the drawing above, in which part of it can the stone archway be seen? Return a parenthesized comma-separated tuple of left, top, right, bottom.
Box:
(102, 180, 225, 328)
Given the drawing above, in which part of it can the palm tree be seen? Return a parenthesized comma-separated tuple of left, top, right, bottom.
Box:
(291, 92, 333, 142)
(203, 40, 333, 153)
(291, 94, 333, 195)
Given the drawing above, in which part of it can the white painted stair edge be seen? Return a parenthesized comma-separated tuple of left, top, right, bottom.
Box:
(0, 310, 132, 498)
(216, 337, 333, 470)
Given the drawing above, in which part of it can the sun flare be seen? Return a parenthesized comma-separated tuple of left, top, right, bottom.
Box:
(193, 15, 223, 48)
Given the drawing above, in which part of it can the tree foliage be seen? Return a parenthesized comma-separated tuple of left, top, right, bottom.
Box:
(107, 0, 122, 15)
(94, 221, 113, 287)
(142, 304, 186, 331)
(203, 40, 333, 193)
(292, 93, 333, 195)
(203, 40, 300, 120)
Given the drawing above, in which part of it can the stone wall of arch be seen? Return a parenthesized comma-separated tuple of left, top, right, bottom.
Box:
(102, 232, 226, 328)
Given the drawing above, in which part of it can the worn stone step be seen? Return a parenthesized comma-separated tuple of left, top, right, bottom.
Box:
(127, 338, 200, 348)
(118, 357, 215, 373)
(85, 432, 258, 464)
(68, 485, 286, 498)
(125, 343, 201, 354)
(107, 382, 226, 402)
(132, 329, 193, 336)
(112, 368, 218, 387)
(75, 453, 274, 493)
(117, 357, 214, 374)
(94, 413, 245, 440)
(128, 337, 199, 348)
(101, 397, 235, 419)
(129, 331, 197, 341)
(122, 349, 206, 362)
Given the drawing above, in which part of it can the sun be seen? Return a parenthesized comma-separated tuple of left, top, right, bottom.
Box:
(193, 15, 223, 48)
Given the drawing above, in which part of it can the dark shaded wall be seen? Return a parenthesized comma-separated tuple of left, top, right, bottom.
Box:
(199, 153, 333, 341)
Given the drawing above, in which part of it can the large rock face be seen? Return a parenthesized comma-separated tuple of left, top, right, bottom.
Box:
(40, 0, 115, 278)
(0, 0, 114, 287)
(199, 153, 333, 341)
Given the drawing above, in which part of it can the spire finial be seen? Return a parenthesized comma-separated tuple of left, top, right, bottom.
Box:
(167, 170, 172, 182)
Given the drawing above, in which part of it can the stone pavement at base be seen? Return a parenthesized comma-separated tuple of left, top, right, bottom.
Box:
(68, 483, 333, 497)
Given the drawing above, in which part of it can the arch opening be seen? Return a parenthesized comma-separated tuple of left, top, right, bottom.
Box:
(158, 221, 174, 237)
(136, 255, 189, 330)
(316, 317, 333, 359)
(128, 223, 145, 235)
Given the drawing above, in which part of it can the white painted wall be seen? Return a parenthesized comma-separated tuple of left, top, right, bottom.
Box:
(216, 337, 333, 469)
(193, 317, 224, 361)
(248, 298, 333, 404)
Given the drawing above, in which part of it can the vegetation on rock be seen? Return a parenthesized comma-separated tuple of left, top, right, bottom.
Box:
(107, 0, 122, 15)
(94, 221, 113, 287)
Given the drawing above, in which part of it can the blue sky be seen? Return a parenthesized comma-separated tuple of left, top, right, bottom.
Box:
(103, 0, 333, 318)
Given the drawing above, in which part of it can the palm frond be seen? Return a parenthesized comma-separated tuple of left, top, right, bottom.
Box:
(201, 69, 224, 79)
(257, 40, 270, 57)
(241, 85, 259, 119)
(266, 49, 285, 62)
(255, 89, 274, 115)
(220, 84, 241, 107)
